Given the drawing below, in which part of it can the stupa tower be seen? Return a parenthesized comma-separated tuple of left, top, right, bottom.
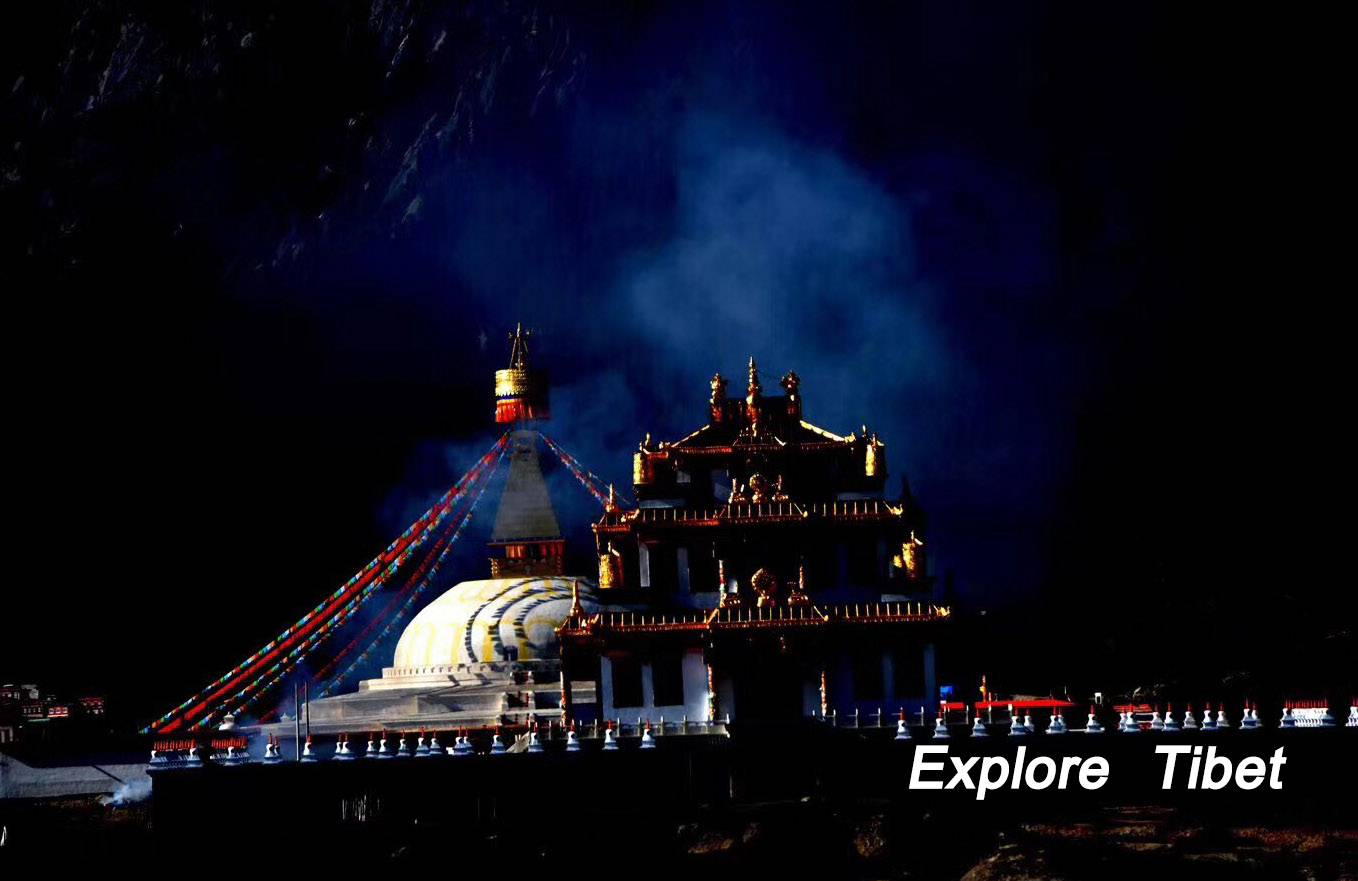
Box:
(488, 324, 565, 576)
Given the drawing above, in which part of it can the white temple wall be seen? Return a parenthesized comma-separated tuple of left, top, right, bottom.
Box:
(601, 648, 709, 722)
(680, 649, 710, 721)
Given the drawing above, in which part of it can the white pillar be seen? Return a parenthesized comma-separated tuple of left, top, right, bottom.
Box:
(641, 662, 656, 710)
(600, 655, 616, 719)
(922, 642, 937, 713)
(637, 539, 651, 589)
(676, 546, 691, 594)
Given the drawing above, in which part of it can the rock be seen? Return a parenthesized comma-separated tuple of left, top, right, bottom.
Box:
(852, 814, 889, 861)
(686, 831, 736, 857)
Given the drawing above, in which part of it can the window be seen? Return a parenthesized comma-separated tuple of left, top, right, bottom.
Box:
(648, 544, 677, 593)
(852, 649, 884, 703)
(652, 651, 685, 707)
(611, 655, 644, 709)
(848, 538, 880, 586)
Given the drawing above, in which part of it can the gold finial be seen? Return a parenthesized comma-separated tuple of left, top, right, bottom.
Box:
(788, 564, 811, 606)
(902, 531, 926, 581)
(507, 322, 531, 369)
(781, 370, 802, 419)
(605, 483, 619, 513)
(568, 578, 584, 620)
(710, 373, 728, 423)
(745, 357, 763, 433)
(865, 434, 886, 478)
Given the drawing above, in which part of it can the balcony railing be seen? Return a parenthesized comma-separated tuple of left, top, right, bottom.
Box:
(597, 498, 903, 531)
(565, 602, 949, 636)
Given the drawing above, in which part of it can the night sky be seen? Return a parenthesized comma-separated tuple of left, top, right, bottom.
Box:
(4, 2, 1352, 723)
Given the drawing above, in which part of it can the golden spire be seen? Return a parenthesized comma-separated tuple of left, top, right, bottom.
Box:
(507, 322, 530, 369)
(568, 578, 584, 621)
(745, 356, 763, 432)
(710, 373, 728, 423)
(788, 563, 811, 606)
(781, 370, 802, 419)
(902, 531, 926, 581)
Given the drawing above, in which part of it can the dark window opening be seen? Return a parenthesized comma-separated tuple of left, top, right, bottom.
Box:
(893, 647, 923, 698)
(611, 655, 643, 708)
(852, 649, 884, 703)
(848, 537, 880, 586)
(649, 544, 678, 594)
(652, 651, 685, 707)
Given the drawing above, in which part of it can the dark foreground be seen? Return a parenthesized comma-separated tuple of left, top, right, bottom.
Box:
(5, 792, 1357, 878)
(4, 725, 1356, 876)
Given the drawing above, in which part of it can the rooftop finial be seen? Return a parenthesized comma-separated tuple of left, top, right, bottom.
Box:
(568, 578, 584, 621)
(710, 373, 728, 423)
(508, 322, 530, 368)
(788, 563, 811, 606)
(495, 322, 548, 423)
(781, 370, 802, 418)
(745, 357, 763, 432)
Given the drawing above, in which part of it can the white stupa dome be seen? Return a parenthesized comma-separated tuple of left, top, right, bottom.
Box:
(391, 576, 596, 671)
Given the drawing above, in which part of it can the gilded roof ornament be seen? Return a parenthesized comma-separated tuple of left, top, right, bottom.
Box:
(718, 560, 746, 608)
(787, 564, 812, 606)
(567, 578, 584, 621)
(781, 370, 803, 418)
(710, 373, 728, 424)
(751, 567, 778, 607)
(598, 542, 623, 590)
(507, 322, 530, 369)
(902, 531, 926, 581)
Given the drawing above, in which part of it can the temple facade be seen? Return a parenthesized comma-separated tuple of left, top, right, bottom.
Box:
(558, 359, 950, 728)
